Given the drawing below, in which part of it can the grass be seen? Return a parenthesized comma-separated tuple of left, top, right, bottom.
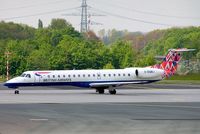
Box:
(158, 73, 200, 84)
(158, 80, 200, 84)
(167, 74, 200, 80)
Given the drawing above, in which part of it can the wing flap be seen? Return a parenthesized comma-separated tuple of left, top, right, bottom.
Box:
(89, 81, 147, 88)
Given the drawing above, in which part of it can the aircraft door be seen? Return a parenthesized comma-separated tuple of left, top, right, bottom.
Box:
(97, 72, 101, 80)
(34, 74, 42, 82)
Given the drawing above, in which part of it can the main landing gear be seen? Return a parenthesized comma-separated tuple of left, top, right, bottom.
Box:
(109, 89, 116, 95)
(14, 89, 19, 94)
(96, 88, 105, 94)
(96, 88, 117, 95)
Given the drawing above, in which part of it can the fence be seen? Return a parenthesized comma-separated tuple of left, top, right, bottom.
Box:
(178, 58, 200, 75)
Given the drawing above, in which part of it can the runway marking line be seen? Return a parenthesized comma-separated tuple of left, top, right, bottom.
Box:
(30, 119, 48, 121)
(109, 103, 200, 109)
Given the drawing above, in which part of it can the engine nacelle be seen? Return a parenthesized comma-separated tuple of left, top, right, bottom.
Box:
(135, 68, 163, 79)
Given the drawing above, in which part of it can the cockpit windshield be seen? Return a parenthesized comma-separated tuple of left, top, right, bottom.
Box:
(26, 74, 31, 78)
(21, 73, 26, 77)
(20, 73, 31, 78)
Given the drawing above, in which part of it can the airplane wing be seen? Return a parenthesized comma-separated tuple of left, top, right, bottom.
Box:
(89, 81, 148, 88)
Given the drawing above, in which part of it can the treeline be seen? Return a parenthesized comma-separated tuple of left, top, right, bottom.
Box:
(0, 19, 200, 77)
(0, 19, 138, 76)
(98, 27, 200, 61)
(143, 27, 200, 55)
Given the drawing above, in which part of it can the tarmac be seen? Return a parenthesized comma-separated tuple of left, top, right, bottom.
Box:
(0, 83, 200, 134)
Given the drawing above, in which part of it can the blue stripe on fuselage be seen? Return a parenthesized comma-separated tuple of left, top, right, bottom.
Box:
(4, 80, 160, 89)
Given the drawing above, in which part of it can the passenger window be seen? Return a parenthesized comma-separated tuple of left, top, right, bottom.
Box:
(78, 74, 80, 77)
(88, 74, 90, 77)
(48, 75, 50, 78)
(103, 74, 106, 77)
(123, 74, 125, 76)
(63, 75, 65, 78)
(109, 74, 111, 77)
(73, 74, 76, 77)
(83, 74, 85, 77)
(58, 75, 60, 78)
(128, 74, 131, 76)
(93, 74, 95, 77)
(53, 75, 55, 78)
(118, 74, 121, 76)
(113, 74, 116, 77)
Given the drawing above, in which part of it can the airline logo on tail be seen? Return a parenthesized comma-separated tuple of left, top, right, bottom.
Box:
(151, 48, 195, 78)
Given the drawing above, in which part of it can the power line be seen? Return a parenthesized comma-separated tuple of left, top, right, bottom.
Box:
(0, 7, 79, 20)
(92, 7, 174, 26)
(0, 0, 67, 11)
(130, 8, 200, 20)
(91, 0, 200, 20)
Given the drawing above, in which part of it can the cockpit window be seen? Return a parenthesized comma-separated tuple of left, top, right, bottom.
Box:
(21, 73, 26, 77)
(26, 74, 31, 78)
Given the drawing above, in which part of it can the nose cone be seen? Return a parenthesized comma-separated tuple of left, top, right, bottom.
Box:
(4, 77, 20, 88)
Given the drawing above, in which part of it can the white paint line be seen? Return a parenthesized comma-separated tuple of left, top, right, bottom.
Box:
(30, 119, 49, 121)
(137, 104, 200, 109)
(111, 103, 200, 109)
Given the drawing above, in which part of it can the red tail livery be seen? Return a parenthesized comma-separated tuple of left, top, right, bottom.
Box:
(151, 48, 195, 78)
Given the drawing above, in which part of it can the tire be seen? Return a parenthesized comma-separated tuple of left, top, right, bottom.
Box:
(15, 90, 19, 94)
(98, 89, 105, 94)
(109, 89, 116, 95)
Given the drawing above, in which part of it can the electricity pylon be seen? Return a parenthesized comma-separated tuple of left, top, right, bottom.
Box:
(62, 0, 104, 33)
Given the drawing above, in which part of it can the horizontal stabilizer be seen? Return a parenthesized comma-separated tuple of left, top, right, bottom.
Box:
(169, 48, 196, 52)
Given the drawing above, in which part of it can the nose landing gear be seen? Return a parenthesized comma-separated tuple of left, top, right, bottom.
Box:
(14, 89, 19, 94)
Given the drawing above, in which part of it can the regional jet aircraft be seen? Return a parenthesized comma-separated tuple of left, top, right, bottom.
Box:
(4, 48, 195, 94)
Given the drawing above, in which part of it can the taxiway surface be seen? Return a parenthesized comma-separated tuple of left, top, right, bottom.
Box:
(0, 83, 200, 134)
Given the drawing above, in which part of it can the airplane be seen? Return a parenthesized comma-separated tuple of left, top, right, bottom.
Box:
(4, 48, 195, 94)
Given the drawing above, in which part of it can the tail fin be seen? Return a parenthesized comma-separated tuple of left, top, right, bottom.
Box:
(151, 48, 195, 78)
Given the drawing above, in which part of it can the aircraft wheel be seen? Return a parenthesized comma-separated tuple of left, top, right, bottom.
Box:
(96, 88, 105, 94)
(14, 89, 19, 94)
(109, 89, 116, 95)
(98, 89, 105, 94)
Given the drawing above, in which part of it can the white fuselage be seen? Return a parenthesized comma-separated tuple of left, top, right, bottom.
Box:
(4, 68, 164, 89)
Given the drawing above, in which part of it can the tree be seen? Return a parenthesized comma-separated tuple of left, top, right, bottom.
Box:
(38, 19, 43, 29)
(103, 63, 114, 69)
(26, 44, 52, 70)
(110, 40, 136, 69)
(85, 30, 100, 41)
(48, 18, 72, 30)
(0, 21, 35, 40)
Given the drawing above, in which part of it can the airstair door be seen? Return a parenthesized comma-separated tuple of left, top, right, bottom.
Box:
(97, 72, 101, 80)
(34, 74, 42, 82)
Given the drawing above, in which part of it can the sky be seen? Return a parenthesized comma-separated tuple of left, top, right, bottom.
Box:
(0, 0, 200, 33)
